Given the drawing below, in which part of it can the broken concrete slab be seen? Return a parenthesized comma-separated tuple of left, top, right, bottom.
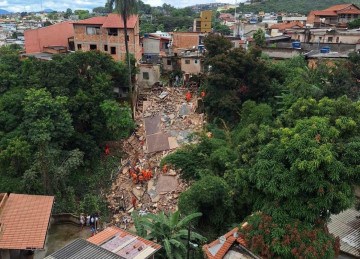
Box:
(179, 103, 190, 116)
(144, 114, 161, 135)
(156, 174, 179, 194)
(146, 132, 170, 153)
(143, 101, 153, 113)
(159, 91, 169, 99)
(168, 137, 179, 149)
(132, 187, 145, 200)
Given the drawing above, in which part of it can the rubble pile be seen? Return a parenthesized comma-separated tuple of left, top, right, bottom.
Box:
(107, 86, 205, 228)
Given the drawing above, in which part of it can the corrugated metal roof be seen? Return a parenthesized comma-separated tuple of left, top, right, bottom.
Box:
(45, 239, 124, 259)
(328, 208, 360, 258)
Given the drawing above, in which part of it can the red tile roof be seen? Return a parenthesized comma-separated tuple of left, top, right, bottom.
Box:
(88, 226, 161, 258)
(337, 9, 360, 14)
(270, 21, 304, 30)
(73, 14, 138, 29)
(73, 16, 107, 25)
(323, 4, 353, 11)
(308, 4, 360, 17)
(0, 193, 54, 250)
(24, 21, 74, 54)
(311, 11, 338, 16)
(102, 14, 137, 28)
(203, 227, 248, 259)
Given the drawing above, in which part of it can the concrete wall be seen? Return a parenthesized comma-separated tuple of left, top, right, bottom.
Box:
(138, 64, 161, 89)
(181, 57, 202, 74)
(262, 47, 302, 59)
(24, 21, 74, 53)
(276, 42, 356, 52)
(143, 37, 160, 55)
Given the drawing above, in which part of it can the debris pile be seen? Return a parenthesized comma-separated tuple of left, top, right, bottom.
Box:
(107, 86, 205, 228)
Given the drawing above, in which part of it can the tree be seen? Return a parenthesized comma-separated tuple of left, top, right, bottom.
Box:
(178, 176, 234, 235)
(250, 112, 359, 223)
(108, 0, 138, 91)
(203, 46, 271, 124)
(133, 211, 206, 259)
(100, 101, 134, 139)
(253, 28, 265, 47)
(74, 10, 91, 20)
(64, 8, 72, 19)
(93, 6, 108, 14)
(347, 18, 360, 29)
(240, 213, 340, 258)
(213, 23, 231, 35)
(203, 34, 232, 59)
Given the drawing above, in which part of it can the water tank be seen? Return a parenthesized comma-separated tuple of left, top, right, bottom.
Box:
(292, 41, 301, 49)
(320, 47, 330, 53)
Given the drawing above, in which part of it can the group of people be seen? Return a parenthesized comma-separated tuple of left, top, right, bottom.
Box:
(79, 212, 100, 236)
(129, 166, 153, 186)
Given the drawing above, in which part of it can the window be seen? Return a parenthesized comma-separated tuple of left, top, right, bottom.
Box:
(340, 14, 345, 18)
(319, 37, 322, 41)
(327, 37, 333, 43)
(90, 44, 97, 50)
(336, 37, 339, 43)
(104, 44, 108, 51)
(194, 59, 198, 64)
(86, 26, 100, 35)
(143, 72, 149, 80)
(167, 59, 171, 65)
(347, 14, 352, 19)
(354, 14, 359, 19)
(185, 59, 190, 64)
(77, 44, 82, 50)
(108, 28, 118, 36)
(110, 46, 116, 54)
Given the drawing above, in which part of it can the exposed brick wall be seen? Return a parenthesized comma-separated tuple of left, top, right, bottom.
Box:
(73, 20, 141, 62)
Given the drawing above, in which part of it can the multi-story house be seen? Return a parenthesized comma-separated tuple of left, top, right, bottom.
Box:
(73, 14, 141, 62)
(193, 11, 212, 33)
(307, 4, 360, 28)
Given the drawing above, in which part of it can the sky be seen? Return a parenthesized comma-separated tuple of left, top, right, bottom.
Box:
(1, 0, 243, 12)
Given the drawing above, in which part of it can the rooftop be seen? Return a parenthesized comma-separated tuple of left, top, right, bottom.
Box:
(87, 226, 161, 259)
(73, 14, 138, 29)
(44, 239, 123, 259)
(270, 21, 304, 30)
(328, 208, 360, 258)
(0, 193, 54, 250)
(203, 227, 259, 259)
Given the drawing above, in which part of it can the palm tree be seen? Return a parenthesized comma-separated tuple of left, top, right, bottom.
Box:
(133, 211, 206, 259)
(107, 0, 137, 88)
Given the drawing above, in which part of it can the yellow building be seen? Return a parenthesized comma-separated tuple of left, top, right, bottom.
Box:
(193, 10, 212, 33)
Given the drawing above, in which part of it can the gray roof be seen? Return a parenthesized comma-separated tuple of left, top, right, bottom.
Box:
(328, 208, 360, 258)
(44, 239, 124, 259)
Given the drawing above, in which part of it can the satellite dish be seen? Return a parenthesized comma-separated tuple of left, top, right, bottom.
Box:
(219, 236, 226, 244)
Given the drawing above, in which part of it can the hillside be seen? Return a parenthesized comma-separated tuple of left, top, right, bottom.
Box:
(0, 9, 10, 15)
(240, 0, 360, 15)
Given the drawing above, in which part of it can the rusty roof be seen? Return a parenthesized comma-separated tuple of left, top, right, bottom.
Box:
(87, 226, 161, 259)
(0, 193, 54, 250)
(270, 21, 304, 30)
(73, 14, 138, 29)
(203, 227, 254, 259)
